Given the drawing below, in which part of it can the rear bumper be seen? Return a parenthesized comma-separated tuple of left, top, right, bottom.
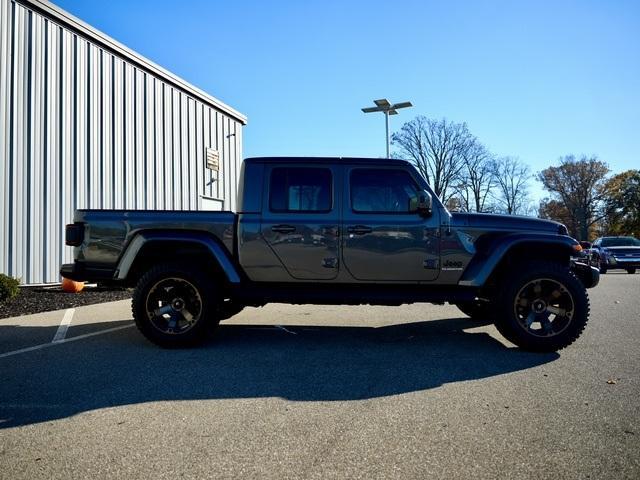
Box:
(571, 261, 600, 289)
(60, 262, 116, 283)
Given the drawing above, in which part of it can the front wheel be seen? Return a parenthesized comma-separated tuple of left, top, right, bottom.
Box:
(495, 262, 589, 352)
(132, 263, 221, 347)
(627, 268, 636, 274)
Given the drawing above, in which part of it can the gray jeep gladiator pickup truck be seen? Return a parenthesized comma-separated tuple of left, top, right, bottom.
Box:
(61, 157, 599, 351)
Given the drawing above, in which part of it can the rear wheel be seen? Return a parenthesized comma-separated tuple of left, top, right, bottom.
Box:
(495, 261, 589, 352)
(132, 263, 221, 347)
(627, 268, 636, 274)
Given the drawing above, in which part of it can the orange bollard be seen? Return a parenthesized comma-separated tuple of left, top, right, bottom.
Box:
(61, 277, 85, 293)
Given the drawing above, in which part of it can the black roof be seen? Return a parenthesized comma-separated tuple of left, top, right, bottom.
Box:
(244, 156, 412, 167)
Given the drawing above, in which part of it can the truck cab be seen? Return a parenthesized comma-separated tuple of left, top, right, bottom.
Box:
(237, 157, 441, 283)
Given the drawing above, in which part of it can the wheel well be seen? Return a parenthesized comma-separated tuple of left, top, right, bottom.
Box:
(483, 242, 572, 295)
(124, 240, 226, 287)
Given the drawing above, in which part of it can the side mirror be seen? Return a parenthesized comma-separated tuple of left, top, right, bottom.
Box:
(580, 241, 592, 250)
(417, 191, 432, 217)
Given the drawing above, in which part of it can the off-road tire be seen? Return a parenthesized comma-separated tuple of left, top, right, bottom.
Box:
(494, 261, 589, 352)
(132, 263, 221, 347)
(455, 300, 494, 322)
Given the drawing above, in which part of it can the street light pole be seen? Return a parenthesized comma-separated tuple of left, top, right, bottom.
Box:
(361, 99, 413, 158)
(385, 111, 390, 158)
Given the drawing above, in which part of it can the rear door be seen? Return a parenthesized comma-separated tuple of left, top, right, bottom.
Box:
(342, 166, 440, 281)
(260, 164, 341, 280)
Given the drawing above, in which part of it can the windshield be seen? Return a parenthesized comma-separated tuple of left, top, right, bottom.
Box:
(601, 237, 640, 247)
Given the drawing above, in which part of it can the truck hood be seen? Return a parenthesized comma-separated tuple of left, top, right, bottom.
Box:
(450, 212, 562, 233)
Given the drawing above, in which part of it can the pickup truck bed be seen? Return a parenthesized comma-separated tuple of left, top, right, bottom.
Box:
(63, 209, 236, 281)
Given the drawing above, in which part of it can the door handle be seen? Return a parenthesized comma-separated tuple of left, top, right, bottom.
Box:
(271, 224, 296, 234)
(347, 225, 373, 235)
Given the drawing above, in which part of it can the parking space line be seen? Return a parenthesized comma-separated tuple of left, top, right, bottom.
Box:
(0, 324, 134, 360)
(275, 325, 298, 335)
(52, 308, 75, 343)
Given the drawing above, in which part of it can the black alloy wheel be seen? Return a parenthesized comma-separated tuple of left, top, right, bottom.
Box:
(495, 261, 589, 352)
(145, 277, 203, 336)
(132, 263, 221, 347)
(512, 278, 574, 338)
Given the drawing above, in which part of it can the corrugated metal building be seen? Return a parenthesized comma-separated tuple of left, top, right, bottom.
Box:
(0, 0, 247, 284)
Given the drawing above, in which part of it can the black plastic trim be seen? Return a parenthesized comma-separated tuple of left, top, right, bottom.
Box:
(60, 262, 116, 282)
(571, 262, 600, 289)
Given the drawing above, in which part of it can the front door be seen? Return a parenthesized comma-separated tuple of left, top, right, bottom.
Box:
(260, 164, 341, 280)
(342, 166, 440, 281)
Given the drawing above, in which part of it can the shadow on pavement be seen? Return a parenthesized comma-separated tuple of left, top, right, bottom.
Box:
(0, 317, 558, 428)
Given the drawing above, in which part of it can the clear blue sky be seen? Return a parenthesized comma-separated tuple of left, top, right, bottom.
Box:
(55, 0, 639, 201)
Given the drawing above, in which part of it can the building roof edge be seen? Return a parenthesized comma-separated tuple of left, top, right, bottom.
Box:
(20, 0, 248, 125)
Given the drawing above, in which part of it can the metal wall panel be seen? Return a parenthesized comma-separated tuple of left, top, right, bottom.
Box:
(0, 0, 246, 284)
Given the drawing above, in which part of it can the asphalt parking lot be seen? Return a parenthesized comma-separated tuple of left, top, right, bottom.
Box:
(1, 272, 639, 479)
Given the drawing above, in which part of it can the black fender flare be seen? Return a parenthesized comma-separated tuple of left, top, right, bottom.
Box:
(114, 231, 241, 284)
(458, 233, 580, 287)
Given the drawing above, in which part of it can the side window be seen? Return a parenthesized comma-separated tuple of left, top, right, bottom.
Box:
(350, 169, 419, 213)
(270, 168, 332, 212)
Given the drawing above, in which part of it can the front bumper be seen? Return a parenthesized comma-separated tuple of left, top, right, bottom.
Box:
(571, 261, 600, 289)
(604, 258, 640, 268)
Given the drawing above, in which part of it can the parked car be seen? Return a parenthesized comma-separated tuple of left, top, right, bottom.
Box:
(590, 236, 640, 273)
(62, 157, 600, 352)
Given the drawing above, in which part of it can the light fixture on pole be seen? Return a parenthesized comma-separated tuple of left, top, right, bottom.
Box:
(361, 99, 413, 158)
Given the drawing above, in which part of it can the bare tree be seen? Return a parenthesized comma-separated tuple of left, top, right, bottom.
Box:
(392, 116, 474, 202)
(492, 156, 531, 215)
(538, 155, 609, 239)
(454, 140, 496, 212)
(453, 180, 472, 213)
